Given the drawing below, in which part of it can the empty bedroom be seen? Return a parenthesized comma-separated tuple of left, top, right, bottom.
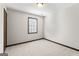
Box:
(0, 3, 79, 56)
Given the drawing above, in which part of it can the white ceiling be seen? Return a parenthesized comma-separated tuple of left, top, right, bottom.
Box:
(5, 3, 77, 16)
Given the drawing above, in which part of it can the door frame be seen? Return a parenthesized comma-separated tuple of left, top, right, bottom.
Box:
(4, 8, 7, 52)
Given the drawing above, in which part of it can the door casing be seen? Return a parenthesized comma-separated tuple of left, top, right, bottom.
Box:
(4, 8, 7, 51)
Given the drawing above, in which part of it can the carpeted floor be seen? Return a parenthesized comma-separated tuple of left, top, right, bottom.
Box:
(5, 39, 79, 56)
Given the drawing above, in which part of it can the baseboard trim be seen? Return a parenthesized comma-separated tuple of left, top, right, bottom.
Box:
(44, 38, 79, 51)
(7, 38, 44, 47)
(7, 38, 79, 51)
(0, 53, 8, 56)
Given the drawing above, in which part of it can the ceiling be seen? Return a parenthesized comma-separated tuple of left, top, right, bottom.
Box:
(5, 3, 77, 16)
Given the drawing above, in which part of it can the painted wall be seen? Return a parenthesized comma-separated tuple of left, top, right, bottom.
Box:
(45, 4, 79, 49)
(7, 8, 44, 45)
(0, 4, 4, 53)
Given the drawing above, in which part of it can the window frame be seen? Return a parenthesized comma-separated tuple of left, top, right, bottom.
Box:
(28, 17, 38, 34)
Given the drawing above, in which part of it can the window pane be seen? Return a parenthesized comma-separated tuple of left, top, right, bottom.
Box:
(28, 17, 37, 34)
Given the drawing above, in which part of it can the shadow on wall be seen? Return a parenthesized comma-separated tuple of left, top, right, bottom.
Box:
(45, 4, 79, 49)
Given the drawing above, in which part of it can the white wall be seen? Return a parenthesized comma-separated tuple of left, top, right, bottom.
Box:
(0, 4, 4, 53)
(45, 4, 79, 49)
(7, 8, 44, 45)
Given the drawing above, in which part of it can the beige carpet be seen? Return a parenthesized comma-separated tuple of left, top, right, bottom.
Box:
(5, 39, 79, 56)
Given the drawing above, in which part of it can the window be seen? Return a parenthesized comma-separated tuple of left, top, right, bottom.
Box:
(28, 17, 38, 34)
